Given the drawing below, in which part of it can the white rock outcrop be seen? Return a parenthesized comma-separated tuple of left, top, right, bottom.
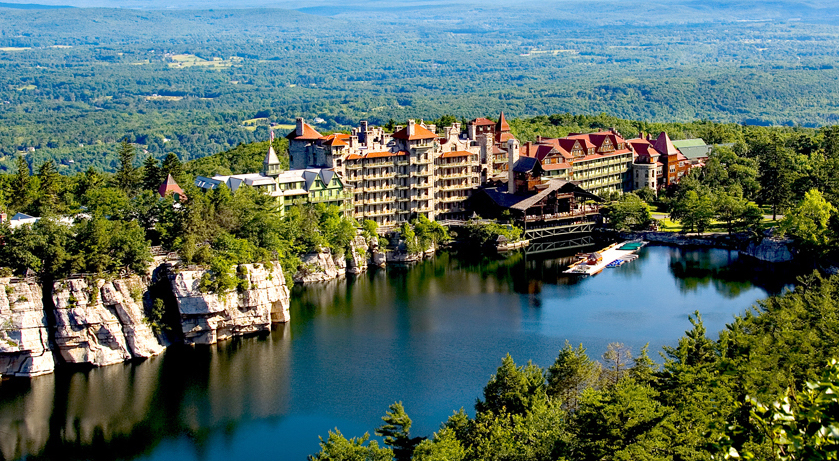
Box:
(52, 276, 165, 366)
(0, 279, 55, 377)
(293, 249, 342, 283)
(170, 262, 290, 345)
(346, 236, 369, 275)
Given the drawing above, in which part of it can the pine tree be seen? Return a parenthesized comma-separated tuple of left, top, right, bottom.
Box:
(36, 160, 61, 216)
(375, 402, 424, 461)
(161, 153, 184, 184)
(115, 139, 138, 193)
(141, 155, 162, 191)
(11, 155, 31, 212)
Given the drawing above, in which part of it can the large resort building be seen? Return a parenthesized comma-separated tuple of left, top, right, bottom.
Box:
(195, 113, 704, 228)
(287, 117, 508, 227)
(195, 143, 352, 217)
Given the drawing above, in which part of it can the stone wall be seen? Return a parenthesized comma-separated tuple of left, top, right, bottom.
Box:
(169, 262, 290, 345)
(52, 276, 165, 367)
(0, 279, 54, 377)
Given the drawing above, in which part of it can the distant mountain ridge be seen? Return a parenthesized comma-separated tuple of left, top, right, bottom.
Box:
(0, 1, 71, 8)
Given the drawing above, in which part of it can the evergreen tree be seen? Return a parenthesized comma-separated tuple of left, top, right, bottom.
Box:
(141, 155, 162, 191)
(546, 341, 601, 411)
(161, 152, 184, 184)
(115, 139, 138, 194)
(476, 354, 545, 416)
(375, 402, 425, 461)
(11, 155, 31, 212)
(758, 135, 795, 220)
(35, 160, 61, 216)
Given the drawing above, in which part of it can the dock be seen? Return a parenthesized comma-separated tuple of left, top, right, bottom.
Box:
(563, 241, 647, 276)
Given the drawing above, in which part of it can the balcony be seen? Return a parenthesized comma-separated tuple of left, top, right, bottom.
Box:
(365, 163, 392, 169)
(439, 195, 466, 203)
(365, 197, 392, 205)
(414, 169, 432, 177)
(412, 157, 432, 165)
(437, 160, 475, 168)
(346, 164, 362, 170)
(366, 172, 396, 180)
(366, 208, 396, 217)
(436, 173, 473, 180)
(364, 184, 396, 192)
(414, 182, 432, 188)
(396, 160, 409, 166)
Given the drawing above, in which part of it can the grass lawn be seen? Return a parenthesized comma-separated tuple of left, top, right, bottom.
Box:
(655, 215, 778, 234)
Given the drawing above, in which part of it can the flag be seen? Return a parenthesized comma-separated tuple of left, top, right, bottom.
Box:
(270, 130, 275, 142)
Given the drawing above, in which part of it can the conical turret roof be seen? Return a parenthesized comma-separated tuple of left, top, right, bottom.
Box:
(264, 144, 280, 166)
(496, 111, 511, 132)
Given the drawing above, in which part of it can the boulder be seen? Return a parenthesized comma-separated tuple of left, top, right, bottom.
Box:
(170, 261, 290, 345)
(0, 278, 55, 377)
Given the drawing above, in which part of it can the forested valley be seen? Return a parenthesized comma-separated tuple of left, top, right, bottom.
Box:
(4, 1, 839, 173)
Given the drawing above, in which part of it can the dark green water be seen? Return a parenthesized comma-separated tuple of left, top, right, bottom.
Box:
(0, 245, 796, 461)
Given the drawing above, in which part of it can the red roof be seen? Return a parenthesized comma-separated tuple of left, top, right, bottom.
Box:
(285, 122, 323, 141)
(497, 111, 510, 132)
(159, 174, 186, 201)
(322, 133, 349, 147)
(441, 150, 474, 158)
(496, 132, 516, 143)
(470, 117, 495, 126)
(628, 139, 661, 161)
(653, 132, 680, 156)
(366, 151, 396, 159)
(392, 124, 437, 141)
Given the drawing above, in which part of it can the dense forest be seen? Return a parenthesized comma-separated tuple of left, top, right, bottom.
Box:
(309, 271, 839, 460)
(3, 3, 839, 173)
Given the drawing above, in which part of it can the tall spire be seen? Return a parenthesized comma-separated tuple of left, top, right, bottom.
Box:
(497, 111, 510, 132)
(263, 134, 282, 176)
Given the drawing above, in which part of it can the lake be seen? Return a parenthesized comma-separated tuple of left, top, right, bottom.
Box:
(0, 245, 796, 460)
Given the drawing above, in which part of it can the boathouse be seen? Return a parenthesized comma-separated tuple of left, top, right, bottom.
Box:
(470, 156, 604, 243)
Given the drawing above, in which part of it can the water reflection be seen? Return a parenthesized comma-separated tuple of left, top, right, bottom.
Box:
(0, 245, 798, 461)
(0, 325, 292, 461)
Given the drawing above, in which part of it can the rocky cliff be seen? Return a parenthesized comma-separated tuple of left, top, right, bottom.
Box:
(169, 262, 290, 345)
(293, 249, 343, 283)
(0, 278, 54, 377)
(52, 276, 165, 367)
(347, 236, 369, 275)
(741, 237, 795, 263)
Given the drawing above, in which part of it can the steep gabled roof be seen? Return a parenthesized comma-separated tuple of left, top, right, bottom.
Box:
(264, 145, 280, 165)
(392, 124, 437, 141)
(285, 122, 323, 141)
(653, 132, 680, 156)
(159, 174, 186, 200)
(496, 111, 510, 132)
